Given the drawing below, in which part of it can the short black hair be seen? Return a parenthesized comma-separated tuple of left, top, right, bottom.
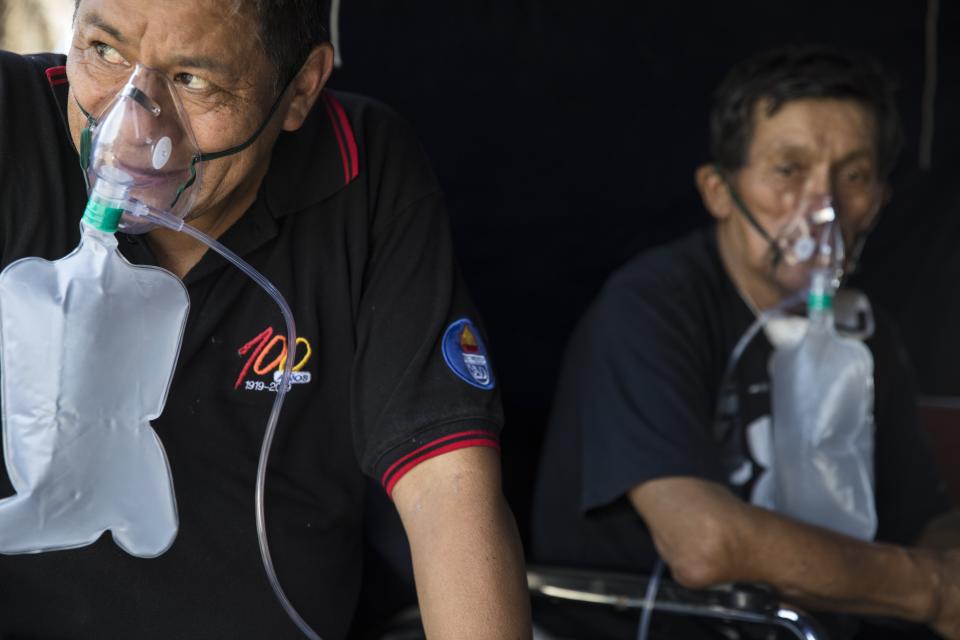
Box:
(251, 0, 330, 93)
(710, 45, 903, 179)
(74, 0, 329, 94)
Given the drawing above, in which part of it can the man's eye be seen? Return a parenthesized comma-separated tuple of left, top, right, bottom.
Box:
(174, 73, 211, 91)
(773, 163, 800, 178)
(93, 42, 129, 66)
(843, 169, 872, 184)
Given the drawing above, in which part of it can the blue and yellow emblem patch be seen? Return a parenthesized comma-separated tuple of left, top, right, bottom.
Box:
(442, 319, 495, 390)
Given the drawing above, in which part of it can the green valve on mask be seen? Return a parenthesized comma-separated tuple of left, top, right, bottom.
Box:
(81, 198, 124, 233)
(808, 289, 833, 312)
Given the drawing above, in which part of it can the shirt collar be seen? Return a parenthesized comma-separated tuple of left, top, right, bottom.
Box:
(261, 90, 361, 218)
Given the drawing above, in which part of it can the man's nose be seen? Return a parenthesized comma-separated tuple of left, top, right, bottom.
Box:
(805, 164, 833, 203)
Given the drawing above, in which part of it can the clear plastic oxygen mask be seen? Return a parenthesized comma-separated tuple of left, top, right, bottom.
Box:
(723, 196, 845, 371)
(772, 195, 844, 299)
(85, 64, 204, 234)
(0, 65, 323, 639)
(775, 197, 839, 264)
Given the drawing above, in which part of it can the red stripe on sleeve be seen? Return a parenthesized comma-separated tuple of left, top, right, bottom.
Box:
(321, 94, 351, 185)
(384, 438, 501, 498)
(325, 93, 359, 180)
(380, 429, 495, 486)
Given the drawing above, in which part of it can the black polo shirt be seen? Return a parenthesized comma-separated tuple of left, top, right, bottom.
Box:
(0, 52, 502, 639)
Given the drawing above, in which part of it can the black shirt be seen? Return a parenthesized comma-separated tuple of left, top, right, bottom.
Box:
(532, 226, 948, 575)
(0, 52, 502, 639)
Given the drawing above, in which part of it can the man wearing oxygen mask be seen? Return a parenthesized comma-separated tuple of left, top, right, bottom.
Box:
(533, 46, 960, 639)
(0, 0, 531, 638)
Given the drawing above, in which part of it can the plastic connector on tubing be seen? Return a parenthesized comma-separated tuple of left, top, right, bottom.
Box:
(130, 201, 184, 232)
(809, 270, 834, 308)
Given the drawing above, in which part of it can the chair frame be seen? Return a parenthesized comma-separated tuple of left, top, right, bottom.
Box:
(528, 565, 828, 640)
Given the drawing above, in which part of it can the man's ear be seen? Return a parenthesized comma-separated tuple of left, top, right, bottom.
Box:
(695, 163, 736, 221)
(281, 43, 335, 132)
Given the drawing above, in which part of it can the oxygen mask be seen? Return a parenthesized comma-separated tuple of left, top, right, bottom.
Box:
(85, 64, 203, 234)
(769, 195, 845, 299)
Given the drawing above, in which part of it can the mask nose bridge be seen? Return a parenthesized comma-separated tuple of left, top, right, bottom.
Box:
(124, 65, 189, 149)
(127, 65, 173, 120)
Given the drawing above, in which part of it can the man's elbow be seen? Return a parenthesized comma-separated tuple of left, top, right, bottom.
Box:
(630, 478, 748, 590)
(650, 511, 743, 589)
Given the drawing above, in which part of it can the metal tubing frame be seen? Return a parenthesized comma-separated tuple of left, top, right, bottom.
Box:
(528, 569, 828, 640)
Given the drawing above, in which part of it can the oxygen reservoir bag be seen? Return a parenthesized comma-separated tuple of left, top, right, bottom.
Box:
(0, 195, 189, 557)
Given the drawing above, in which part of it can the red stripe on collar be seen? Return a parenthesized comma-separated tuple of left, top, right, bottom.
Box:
(321, 92, 359, 184)
(321, 93, 351, 185)
(45, 65, 68, 87)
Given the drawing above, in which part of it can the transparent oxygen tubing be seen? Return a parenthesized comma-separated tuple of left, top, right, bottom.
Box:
(636, 557, 665, 640)
(129, 202, 322, 640)
(720, 290, 808, 390)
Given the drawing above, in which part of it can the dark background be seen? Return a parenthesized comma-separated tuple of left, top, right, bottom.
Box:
(328, 1, 960, 550)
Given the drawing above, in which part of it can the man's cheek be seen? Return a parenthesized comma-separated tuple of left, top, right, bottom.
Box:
(747, 236, 776, 273)
(841, 202, 878, 238)
(68, 74, 121, 120)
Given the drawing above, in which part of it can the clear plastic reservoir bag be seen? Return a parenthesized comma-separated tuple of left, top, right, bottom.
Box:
(0, 223, 189, 557)
(770, 299, 877, 540)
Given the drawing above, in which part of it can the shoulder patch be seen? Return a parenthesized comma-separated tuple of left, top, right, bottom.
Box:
(441, 319, 495, 390)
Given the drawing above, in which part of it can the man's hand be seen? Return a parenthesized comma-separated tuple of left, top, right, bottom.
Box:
(392, 446, 532, 639)
(629, 476, 960, 636)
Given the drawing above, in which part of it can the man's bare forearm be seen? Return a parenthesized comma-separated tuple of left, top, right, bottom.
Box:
(724, 497, 939, 621)
(630, 478, 942, 625)
(393, 447, 532, 639)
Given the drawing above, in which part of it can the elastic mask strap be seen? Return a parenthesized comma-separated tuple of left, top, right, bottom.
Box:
(171, 78, 293, 208)
(716, 164, 783, 267)
(195, 80, 291, 163)
(170, 162, 197, 209)
(76, 97, 97, 191)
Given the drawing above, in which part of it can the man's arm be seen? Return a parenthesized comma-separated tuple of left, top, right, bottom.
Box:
(392, 447, 532, 639)
(630, 476, 960, 638)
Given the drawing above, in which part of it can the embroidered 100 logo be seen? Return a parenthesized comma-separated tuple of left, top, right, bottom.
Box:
(234, 326, 314, 392)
